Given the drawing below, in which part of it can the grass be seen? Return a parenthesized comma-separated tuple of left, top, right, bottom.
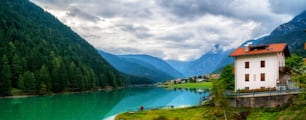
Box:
(247, 104, 306, 120)
(116, 103, 306, 120)
(115, 106, 221, 120)
(166, 82, 212, 89)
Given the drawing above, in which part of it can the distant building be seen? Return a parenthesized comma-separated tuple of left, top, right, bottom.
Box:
(230, 43, 296, 92)
(196, 78, 205, 82)
(210, 74, 220, 79)
(175, 79, 182, 84)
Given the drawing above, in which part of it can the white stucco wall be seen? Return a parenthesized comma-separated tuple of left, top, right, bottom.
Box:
(234, 53, 285, 91)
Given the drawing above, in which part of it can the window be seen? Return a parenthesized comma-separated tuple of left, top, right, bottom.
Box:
(245, 87, 249, 90)
(260, 60, 265, 68)
(245, 61, 249, 68)
(260, 73, 265, 81)
(245, 74, 249, 82)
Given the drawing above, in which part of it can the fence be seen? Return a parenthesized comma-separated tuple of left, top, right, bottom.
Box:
(225, 88, 303, 97)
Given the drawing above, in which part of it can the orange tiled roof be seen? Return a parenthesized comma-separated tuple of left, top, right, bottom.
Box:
(229, 43, 287, 57)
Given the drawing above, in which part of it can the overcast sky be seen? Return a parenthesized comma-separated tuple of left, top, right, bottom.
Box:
(30, 0, 306, 61)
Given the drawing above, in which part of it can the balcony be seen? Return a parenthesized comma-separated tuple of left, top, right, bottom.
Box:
(279, 67, 290, 73)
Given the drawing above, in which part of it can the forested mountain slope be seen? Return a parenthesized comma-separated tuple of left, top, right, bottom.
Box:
(0, 0, 126, 96)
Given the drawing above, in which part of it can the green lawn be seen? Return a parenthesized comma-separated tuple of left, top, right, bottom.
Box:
(167, 82, 212, 89)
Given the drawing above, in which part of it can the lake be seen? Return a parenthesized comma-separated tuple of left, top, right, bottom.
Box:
(0, 87, 209, 120)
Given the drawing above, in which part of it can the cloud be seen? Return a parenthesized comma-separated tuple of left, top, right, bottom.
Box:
(66, 7, 100, 21)
(268, 0, 306, 15)
(30, 0, 306, 61)
(117, 24, 153, 39)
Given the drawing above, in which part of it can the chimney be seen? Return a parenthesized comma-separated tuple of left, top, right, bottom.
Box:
(244, 42, 252, 52)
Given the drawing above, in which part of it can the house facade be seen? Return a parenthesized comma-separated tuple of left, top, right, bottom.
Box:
(230, 43, 294, 92)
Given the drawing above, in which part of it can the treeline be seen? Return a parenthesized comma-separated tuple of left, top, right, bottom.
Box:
(0, 0, 126, 96)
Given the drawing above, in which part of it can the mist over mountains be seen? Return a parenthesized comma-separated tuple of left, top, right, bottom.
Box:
(99, 10, 306, 81)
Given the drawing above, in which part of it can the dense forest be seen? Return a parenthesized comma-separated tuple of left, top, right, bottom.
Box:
(0, 0, 128, 96)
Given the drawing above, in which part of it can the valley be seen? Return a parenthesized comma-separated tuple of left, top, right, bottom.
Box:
(0, 0, 306, 120)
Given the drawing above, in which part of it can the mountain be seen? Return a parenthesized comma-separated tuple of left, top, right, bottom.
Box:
(121, 54, 184, 78)
(0, 0, 126, 96)
(256, 11, 306, 57)
(167, 48, 234, 77)
(169, 11, 306, 77)
(98, 50, 183, 82)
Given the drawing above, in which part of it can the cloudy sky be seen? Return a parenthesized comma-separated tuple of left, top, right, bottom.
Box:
(30, 0, 306, 61)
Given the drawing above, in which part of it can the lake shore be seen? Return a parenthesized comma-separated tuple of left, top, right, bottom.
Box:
(159, 82, 212, 89)
(0, 86, 122, 99)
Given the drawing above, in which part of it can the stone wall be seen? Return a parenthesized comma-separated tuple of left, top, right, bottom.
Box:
(227, 94, 299, 108)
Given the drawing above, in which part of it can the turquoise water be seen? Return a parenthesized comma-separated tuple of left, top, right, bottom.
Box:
(0, 87, 209, 120)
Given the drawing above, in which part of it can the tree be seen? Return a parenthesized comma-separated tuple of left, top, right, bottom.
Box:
(0, 55, 12, 96)
(211, 78, 227, 107)
(286, 54, 306, 103)
(23, 71, 36, 93)
(286, 54, 304, 75)
(39, 83, 47, 95)
(69, 62, 77, 89)
(219, 65, 234, 90)
(211, 65, 233, 107)
(286, 54, 306, 88)
(38, 64, 51, 92)
(11, 54, 23, 87)
(17, 74, 25, 90)
(211, 65, 233, 119)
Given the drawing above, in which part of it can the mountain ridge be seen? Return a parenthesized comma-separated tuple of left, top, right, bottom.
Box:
(256, 11, 306, 57)
(98, 50, 182, 82)
(167, 48, 234, 77)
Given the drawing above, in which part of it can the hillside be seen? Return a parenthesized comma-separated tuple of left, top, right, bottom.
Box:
(168, 11, 306, 77)
(167, 48, 234, 77)
(99, 50, 181, 82)
(256, 11, 306, 57)
(0, 0, 126, 96)
(121, 54, 184, 78)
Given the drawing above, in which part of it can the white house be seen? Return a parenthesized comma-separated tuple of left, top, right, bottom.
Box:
(230, 43, 294, 92)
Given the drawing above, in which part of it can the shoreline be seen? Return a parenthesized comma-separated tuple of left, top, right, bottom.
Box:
(0, 85, 160, 99)
(0, 86, 122, 99)
(127, 84, 155, 87)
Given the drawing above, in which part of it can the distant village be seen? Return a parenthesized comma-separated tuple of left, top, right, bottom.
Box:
(160, 73, 220, 85)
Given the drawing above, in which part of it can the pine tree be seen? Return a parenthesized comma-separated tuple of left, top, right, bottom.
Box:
(69, 62, 77, 89)
(17, 74, 25, 90)
(12, 54, 23, 87)
(38, 64, 51, 92)
(0, 55, 12, 96)
(23, 71, 36, 93)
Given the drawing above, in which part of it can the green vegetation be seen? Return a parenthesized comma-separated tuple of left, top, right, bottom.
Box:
(247, 104, 306, 120)
(0, 0, 128, 96)
(116, 104, 306, 120)
(285, 54, 306, 104)
(167, 82, 212, 89)
(211, 64, 234, 111)
(219, 65, 234, 90)
(116, 106, 218, 120)
(286, 54, 306, 90)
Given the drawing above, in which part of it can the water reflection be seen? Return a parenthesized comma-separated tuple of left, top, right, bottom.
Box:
(0, 87, 209, 120)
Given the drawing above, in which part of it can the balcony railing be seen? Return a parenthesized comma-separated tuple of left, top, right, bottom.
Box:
(279, 67, 290, 73)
